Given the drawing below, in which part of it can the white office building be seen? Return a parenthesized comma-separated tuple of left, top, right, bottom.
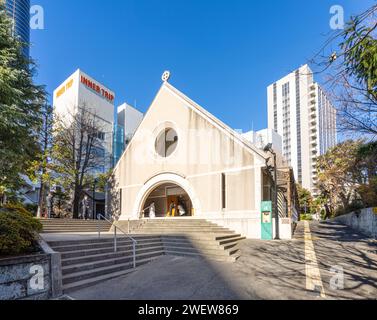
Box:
(243, 128, 283, 156)
(267, 64, 337, 194)
(53, 69, 116, 173)
(114, 103, 144, 165)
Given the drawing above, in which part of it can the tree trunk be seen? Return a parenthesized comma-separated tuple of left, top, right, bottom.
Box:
(72, 187, 81, 219)
(37, 181, 45, 218)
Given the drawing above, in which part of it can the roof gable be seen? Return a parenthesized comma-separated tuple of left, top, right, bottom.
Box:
(113, 81, 267, 173)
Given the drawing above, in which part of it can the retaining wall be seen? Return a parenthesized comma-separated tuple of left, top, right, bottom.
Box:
(332, 207, 377, 239)
(0, 238, 62, 300)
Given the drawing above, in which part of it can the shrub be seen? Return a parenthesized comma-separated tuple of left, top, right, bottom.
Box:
(334, 201, 365, 217)
(25, 203, 38, 217)
(300, 214, 313, 221)
(0, 204, 42, 257)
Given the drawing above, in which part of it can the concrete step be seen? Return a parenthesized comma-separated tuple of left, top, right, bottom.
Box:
(164, 250, 238, 262)
(40, 219, 111, 234)
(62, 256, 161, 293)
(48, 235, 159, 248)
(62, 250, 164, 283)
(42, 221, 111, 227)
(140, 226, 230, 231)
(41, 229, 109, 234)
(163, 243, 240, 257)
(161, 238, 240, 251)
(43, 227, 110, 233)
(133, 233, 242, 241)
(61, 244, 164, 267)
(53, 238, 162, 257)
(138, 221, 219, 226)
(132, 230, 236, 236)
(60, 240, 164, 259)
(40, 222, 105, 224)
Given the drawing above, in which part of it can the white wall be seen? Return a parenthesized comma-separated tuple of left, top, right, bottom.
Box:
(332, 208, 377, 239)
(243, 128, 283, 155)
(117, 103, 144, 140)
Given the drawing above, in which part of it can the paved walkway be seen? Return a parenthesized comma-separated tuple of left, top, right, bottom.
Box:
(305, 221, 377, 299)
(67, 221, 377, 300)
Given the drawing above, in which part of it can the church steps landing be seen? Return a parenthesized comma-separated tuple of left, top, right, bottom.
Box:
(46, 218, 245, 293)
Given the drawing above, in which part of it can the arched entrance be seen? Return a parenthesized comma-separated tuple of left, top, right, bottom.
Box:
(131, 173, 202, 219)
(141, 183, 193, 218)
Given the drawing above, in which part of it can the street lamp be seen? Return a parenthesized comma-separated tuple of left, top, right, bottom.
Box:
(264, 143, 280, 240)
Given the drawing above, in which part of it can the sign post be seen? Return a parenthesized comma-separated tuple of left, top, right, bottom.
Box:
(261, 201, 273, 240)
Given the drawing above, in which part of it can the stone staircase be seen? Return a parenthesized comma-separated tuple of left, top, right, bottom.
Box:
(48, 235, 164, 293)
(40, 219, 110, 233)
(130, 219, 245, 263)
(44, 218, 245, 294)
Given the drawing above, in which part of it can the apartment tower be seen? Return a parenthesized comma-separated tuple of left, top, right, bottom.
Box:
(267, 64, 337, 194)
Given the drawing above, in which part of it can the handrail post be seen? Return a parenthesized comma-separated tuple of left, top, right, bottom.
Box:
(97, 215, 100, 239)
(114, 226, 117, 253)
(128, 218, 130, 234)
(96, 213, 136, 267)
(133, 241, 136, 269)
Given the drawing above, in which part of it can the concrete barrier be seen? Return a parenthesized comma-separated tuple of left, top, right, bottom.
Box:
(0, 237, 62, 300)
(332, 207, 377, 239)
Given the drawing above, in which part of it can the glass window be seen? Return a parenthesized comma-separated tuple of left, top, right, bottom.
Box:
(155, 128, 178, 157)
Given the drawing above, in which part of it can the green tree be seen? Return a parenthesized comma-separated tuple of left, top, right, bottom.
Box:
(0, 5, 46, 202)
(316, 140, 363, 216)
(354, 141, 377, 207)
(28, 104, 54, 217)
(296, 184, 314, 215)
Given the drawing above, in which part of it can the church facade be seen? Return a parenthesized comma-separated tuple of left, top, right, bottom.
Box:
(108, 76, 292, 239)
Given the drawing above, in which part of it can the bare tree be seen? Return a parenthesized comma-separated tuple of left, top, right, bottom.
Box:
(36, 104, 54, 218)
(309, 5, 377, 139)
(51, 105, 107, 219)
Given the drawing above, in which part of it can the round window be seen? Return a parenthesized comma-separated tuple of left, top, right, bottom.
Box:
(155, 128, 178, 157)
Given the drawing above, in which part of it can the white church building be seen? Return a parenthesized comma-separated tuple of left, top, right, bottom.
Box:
(108, 73, 294, 239)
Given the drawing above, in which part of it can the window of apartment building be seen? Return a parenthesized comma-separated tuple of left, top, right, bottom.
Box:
(295, 70, 302, 183)
(96, 131, 105, 141)
(282, 82, 291, 164)
(273, 83, 278, 132)
(92, 146, 105, 158)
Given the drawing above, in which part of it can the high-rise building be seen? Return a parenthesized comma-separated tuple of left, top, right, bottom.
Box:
(53, 69, 116, 174)
(113, 103, 143, 165)
(4, 0, 30, 56)
(267, 64, 337, 195)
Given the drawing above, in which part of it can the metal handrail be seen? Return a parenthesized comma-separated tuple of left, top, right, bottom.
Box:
(97, 214, 137, 269)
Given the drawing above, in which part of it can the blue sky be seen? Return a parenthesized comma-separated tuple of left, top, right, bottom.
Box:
(30, 0, 375, 133)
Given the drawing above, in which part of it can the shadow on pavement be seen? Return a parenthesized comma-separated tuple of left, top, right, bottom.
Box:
(309, 222, 377, 299)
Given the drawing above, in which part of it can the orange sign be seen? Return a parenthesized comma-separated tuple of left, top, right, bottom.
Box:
(56, 78, 74, 99)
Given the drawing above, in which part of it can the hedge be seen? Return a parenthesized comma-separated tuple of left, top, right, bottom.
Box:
(0, 204, 43, 257)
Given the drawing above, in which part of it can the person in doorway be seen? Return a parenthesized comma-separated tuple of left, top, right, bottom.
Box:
(149, 202, 156, 219)
(177, 198, 187, 216)
(168, 201, 176, 217)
